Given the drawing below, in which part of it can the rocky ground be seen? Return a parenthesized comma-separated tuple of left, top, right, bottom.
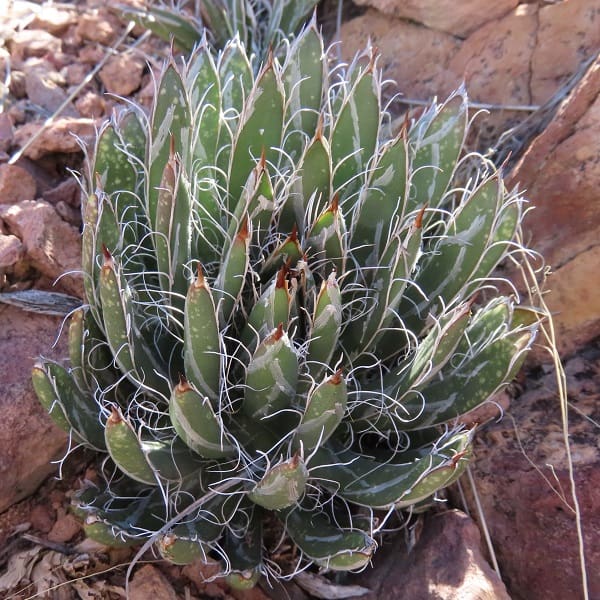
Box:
(0, 1, 598, 599)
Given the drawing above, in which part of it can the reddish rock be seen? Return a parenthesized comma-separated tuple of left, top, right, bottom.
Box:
(129, 565, 179, 600)
(47, 512, 81, 543)
(24, 63, 77, 117)
(448, 4, 538, 107)
(29, 503, 56, 534)
(99, 54, 145, 96)
(8, 29, 62, 62)
(350, 510, 510, 600)
(458, 344, 600, 600)
(62, 62, 89, 86)
(531, 0, 600, 104)
(0, 113, 14, 152)
(0, 164, 37, 204)
(75, 91, 108, 119)
(0, 200, 83, 296)
(13, 117, 95, 160)
(0, 305, 68, 512)
(354, 0, 519, 38)
(0, 234, 25, 268)
(340, 11, 461, 99)
(508, 56, 600, 357)
(30, 6, 77, 35)
(78, 44, 106, 66)
(42, 177, 81, 209)
(75, 11, 121, 45)
(8, 70, 27, 99)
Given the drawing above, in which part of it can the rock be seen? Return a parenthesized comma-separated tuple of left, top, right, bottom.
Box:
(353, 0, 518, 38)
(75, 91, 108, 119)
(182, 559, 228, 597)
(75, 11, 121, 45)
(448, 4, 537, 107)
(8, 30, 62, 62)
(458, 342, 600, 599)
(0, 234, 25, 268)
(24, 63, 77, 117)
(99, 54, 145, 96)
(531, 0, 600, 104)
(129, 565, 179, 600)
(0, 113, 14, 153)
(0, 200, 83, 297)
(30, 6, 76, 36)
(13, 117, 95, 160)
(0, 305, 68, 513)
(0, 164, 37, 204)
(508, 56, 600, 358)
(29, 503, 56, 534)
(42, 177, 81, 209)
(78, 45, 105, 66)
(8, 70, 27, 99)
(339, 10, 461, 100)
(47, 512, 81, 543)
(62, 63, 88, 86)
(350, 509, 510, 600)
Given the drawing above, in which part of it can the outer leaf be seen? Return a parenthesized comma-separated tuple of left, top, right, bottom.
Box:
(285, 507, 376, 571)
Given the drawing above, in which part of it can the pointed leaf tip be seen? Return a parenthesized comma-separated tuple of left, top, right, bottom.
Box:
(330, 369, 343, 385)
(415, 204, 427, 229)
(273, 322, 285, 341)
(108, 407, 122, 425)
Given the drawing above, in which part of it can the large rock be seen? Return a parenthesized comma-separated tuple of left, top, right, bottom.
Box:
(0, 305, 68, 513)
(353, 0, 518, 38)
(341, 2, 600, 147)
(508, 56, 600, 357)
(458, 341, 600, 599)
(350, 510, 510, 599)
(531, 0, 600, 104)
(339, 11, 461, 100)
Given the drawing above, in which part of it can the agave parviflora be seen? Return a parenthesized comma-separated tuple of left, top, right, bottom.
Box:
(32, 20, 539, 588)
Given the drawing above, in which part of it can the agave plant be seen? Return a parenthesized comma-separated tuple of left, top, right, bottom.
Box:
(123, 0, 319, 59)
(33, 21, 538, 588)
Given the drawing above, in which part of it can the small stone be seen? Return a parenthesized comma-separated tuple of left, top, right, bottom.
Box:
(0, 200, 83, 296)
(62, 63, 88, 86)
(47, 513, 81, 543)
(9, 30, 62, 62)
(54, 201, 82, 227)
(29, 503, 56, 534)
(0, 113, 14, 153)
(8, 70, 27, 99)
(130, 565, 179, 600)
(0, 164, 37, 204)
(43, 178, 81, 208)
(75, 11, 121, 45)
(0, 234, 25, 268)
(75, 91, 107, 118)
(78, 45, 105, 65)
(13, 118, 95, 160)
(24, 67, 77, 117)
(30, 6, 77, 35)
(99, 54, 145, 96)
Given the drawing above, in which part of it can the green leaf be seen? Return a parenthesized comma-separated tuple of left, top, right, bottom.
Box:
(331, 64, 379, 203)
(227, 60, 284, 212)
